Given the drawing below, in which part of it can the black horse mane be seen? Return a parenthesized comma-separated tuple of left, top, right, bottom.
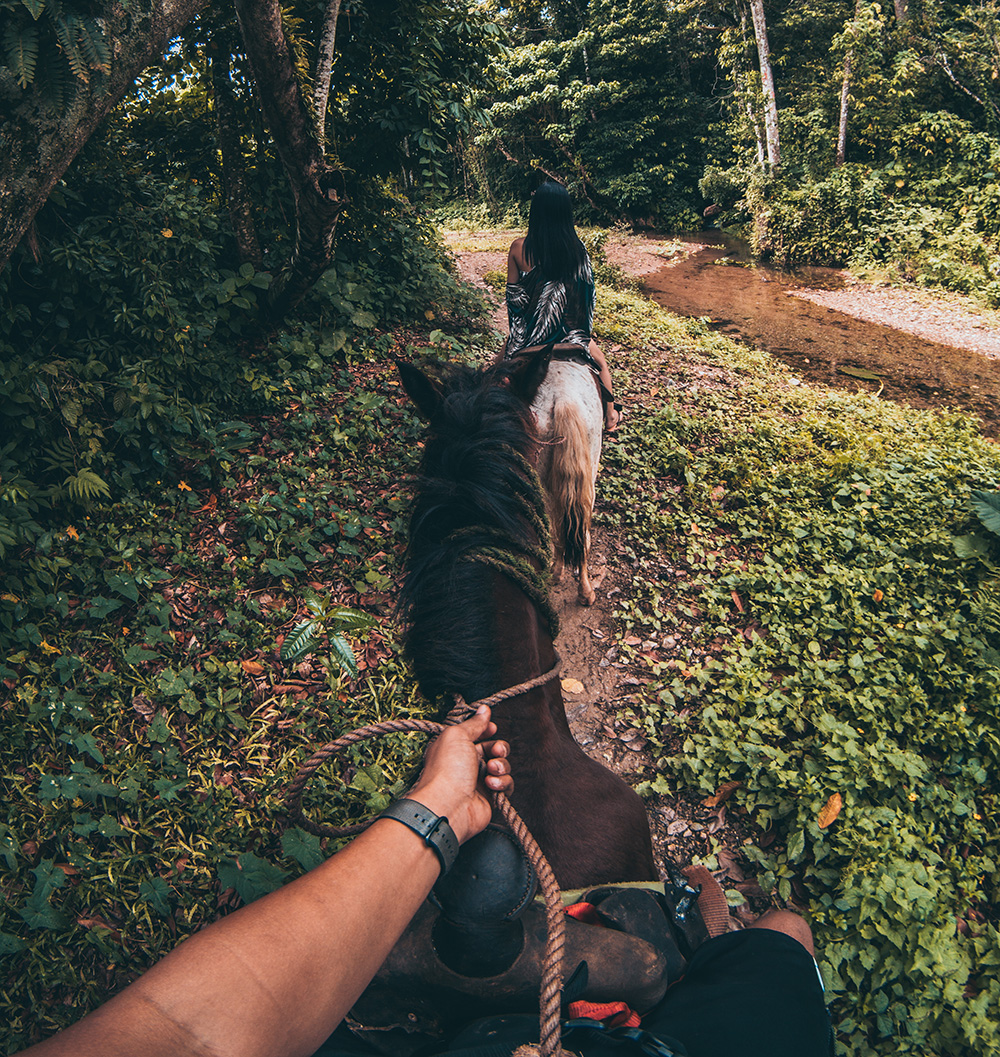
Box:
(400, 362, 554, 706)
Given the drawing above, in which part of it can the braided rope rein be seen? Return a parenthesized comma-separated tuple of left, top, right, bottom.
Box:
(283, 657, 573, 1057)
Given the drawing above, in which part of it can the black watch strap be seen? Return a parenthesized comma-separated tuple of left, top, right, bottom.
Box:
(377, 798, 459, 875)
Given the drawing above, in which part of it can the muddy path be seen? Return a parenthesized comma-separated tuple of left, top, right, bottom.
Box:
(548, 527, 762, 918)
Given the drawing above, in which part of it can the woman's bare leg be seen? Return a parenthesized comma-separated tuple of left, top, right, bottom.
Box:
(588, 340, 619, 431)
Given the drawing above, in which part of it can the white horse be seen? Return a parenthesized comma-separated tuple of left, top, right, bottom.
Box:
(530, 353, 604, 606)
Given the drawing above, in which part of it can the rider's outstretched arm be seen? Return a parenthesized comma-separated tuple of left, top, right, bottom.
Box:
(22, 707, 512, 1057)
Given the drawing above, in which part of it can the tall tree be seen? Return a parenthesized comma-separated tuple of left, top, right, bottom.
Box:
(749, 0, 781, 169)
(233, 0, 347, 320)
(210, 38, 263, 267)
(836, 0, 864, 165)
(313, 0, 344, 147)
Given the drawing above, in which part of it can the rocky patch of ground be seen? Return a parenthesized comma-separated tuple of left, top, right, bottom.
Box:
(790, 275, 1000, 360)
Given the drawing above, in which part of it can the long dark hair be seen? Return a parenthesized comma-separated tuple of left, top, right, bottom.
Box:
(522, 182, 588, 282)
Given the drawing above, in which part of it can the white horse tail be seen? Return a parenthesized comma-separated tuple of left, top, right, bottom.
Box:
(550, 400, 595, 570)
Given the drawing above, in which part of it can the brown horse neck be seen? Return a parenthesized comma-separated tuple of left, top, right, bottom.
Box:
(486, 570, 570, 742)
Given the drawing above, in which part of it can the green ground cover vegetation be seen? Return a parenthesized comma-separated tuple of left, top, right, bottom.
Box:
(596, 292, 1000, 1055)
(3, 230, 999, 1054)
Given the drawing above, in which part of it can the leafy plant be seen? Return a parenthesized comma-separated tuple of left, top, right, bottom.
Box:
(971, 489, 1000, 537)
(1, 0, 109, 98)
(280, 595, 376, 677)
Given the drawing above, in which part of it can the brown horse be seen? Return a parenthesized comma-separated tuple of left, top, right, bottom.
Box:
(398, 355, 655, 889)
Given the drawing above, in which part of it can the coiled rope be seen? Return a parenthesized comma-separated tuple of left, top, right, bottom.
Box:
(284, 656, 575, 1057)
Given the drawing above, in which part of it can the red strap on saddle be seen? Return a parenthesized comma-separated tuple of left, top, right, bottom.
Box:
(563, 902, 642, 1027)
(567, 999, 641, 1029)
(564, 901, 600, 924)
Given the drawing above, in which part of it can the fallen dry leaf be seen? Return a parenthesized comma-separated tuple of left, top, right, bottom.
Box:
(817, 792, 843, 829)
(131, 694, 155, 720)
(704, 809, 726, 834)
(716, 847, 746, 882)
(77, 916, 122, 940)
(702, 780, 741, 808)
(241, 659, 265, 676)
(561, 677, 585, 694)
(624, 634, 642, 646)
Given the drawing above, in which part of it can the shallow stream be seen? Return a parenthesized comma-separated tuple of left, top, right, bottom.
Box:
(643, 235, 1000, 438)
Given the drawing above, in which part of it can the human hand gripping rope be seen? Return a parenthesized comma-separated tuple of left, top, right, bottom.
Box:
(283, 655, 577, 1057)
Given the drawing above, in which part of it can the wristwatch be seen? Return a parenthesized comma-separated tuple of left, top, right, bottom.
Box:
(376, 798, 459, 876)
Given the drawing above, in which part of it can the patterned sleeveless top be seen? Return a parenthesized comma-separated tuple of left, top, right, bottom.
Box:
(504, 252, 595, 358)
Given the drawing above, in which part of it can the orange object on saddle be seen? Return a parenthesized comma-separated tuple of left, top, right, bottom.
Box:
(563, 902, 644, 1028)
(567, 999, 641, 1029)
(564, 901, 600, 924)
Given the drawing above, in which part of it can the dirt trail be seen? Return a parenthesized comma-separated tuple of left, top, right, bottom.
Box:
(448, 231, 766, 915)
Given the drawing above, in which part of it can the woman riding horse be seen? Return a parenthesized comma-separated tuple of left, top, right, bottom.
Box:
(503, 182, 621, 434)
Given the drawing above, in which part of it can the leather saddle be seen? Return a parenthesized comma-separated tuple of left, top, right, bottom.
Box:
(344, 826, 709, 1056)
(506, 342, 613, 407)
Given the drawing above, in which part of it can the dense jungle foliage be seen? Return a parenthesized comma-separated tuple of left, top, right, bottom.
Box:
(3, 1, 1000, 1055)
(470, 0, 1000, 304)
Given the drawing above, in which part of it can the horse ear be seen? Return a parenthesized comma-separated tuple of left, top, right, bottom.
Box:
(397, 359, 444, 421)
(506, 345, 552, 406)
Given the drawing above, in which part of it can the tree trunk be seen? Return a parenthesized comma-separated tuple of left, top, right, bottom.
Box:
(893, 0, 908, 22)
(211, 47, 264, 267)
(748, 97, 766, 166)
(313, 0, 343, 149)
(836, 0, 866, 167)
(749, 0, 780, 170)
(234, 0, 347, 322)
(836, 52, 853, 165)
(739, 13, 766, 166)
(0, 0, 208, 272)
